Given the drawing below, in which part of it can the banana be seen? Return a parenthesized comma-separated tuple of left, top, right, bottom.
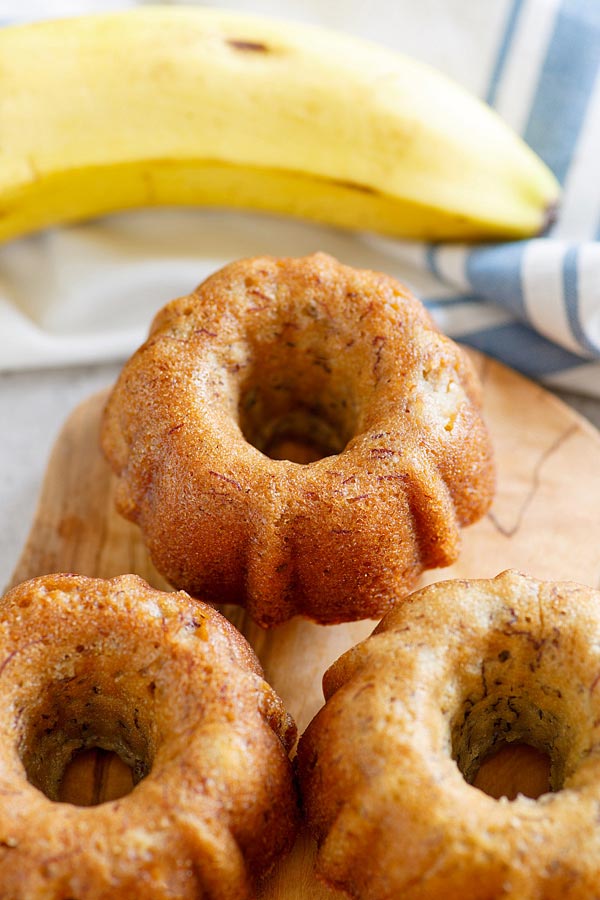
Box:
(0, 7, 559, 243)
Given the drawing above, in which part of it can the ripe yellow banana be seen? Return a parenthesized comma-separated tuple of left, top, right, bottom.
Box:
(0, 7, 559, 243)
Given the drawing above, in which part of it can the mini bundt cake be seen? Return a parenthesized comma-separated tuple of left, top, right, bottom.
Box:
(101, 253, 494, 626)
(0, 573, 299, 899)
(297, 571, 600, 900)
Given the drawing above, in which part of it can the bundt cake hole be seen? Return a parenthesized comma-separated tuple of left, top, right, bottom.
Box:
(450, 684, 576, 801)
(472, 742, 551, 800)
(19, 676, 155, 806)
(261, 411, 344, 462)
(451, 695, 558, 800)
(59, 747, 135, 806)
(445, 627, 598, 802)
(233, 308, 368, 463)
(238, 378, 357, 463)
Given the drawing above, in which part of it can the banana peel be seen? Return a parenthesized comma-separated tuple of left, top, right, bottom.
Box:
(0, 8, 560, 243)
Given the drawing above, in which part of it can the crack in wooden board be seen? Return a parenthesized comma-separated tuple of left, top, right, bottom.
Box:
(487, 424, 578, 538)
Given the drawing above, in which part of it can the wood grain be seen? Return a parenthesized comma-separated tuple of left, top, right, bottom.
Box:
(8, 349, 600, 896)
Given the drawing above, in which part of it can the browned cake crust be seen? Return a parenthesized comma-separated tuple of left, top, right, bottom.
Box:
(0, 574, 299, 899)
(101, 252, 494, 627)
(297, 570, 600, 900)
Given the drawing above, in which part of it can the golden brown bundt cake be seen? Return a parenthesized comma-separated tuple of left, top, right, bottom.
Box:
(101, 252, 494, 627)
(297, 571, 600, 900)
(0, 573, 298, 899)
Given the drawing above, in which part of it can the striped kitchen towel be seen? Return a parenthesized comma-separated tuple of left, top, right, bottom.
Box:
(380, 0, 600, 395)
(0, 0, 599, 396)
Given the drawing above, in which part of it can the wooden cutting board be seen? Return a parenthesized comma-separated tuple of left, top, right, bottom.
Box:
(8, 349, 600, 897)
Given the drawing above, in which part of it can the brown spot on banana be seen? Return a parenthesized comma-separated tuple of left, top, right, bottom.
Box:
(226, 39, 269, 52)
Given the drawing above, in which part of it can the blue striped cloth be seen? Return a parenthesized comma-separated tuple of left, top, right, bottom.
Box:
(412, 0, 600, 393)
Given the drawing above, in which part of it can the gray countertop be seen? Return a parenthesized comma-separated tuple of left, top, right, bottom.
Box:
(2, 365, 599, 589)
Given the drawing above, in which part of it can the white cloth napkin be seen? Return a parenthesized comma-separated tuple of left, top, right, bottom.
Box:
(1, 0, 600, 396)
